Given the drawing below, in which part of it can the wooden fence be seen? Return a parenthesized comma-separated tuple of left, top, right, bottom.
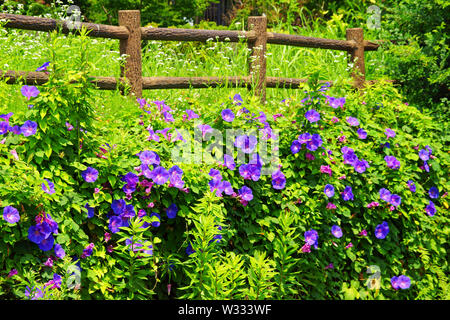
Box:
(0, 10, 386, 102)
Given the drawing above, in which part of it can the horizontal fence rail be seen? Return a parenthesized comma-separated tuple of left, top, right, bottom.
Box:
(0, 10, 391, 102)
(1, 70, 333, 90)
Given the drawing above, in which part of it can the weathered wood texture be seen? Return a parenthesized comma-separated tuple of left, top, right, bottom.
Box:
(0, 12, 129, 39)
(247, 16, 267, 102)
(141, 27, 254, 42)
(346, 28, 366, 89)
(119, 10, 142, 97)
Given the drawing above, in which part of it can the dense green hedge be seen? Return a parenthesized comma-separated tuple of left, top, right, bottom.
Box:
(1, 46, 449, 299)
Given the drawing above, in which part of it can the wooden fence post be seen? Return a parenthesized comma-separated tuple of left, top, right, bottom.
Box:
(247, 16, 267, 103)
(346, 28, 365, 89)
(119, 10, 142, 98)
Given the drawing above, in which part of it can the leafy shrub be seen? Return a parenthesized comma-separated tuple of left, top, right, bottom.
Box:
(1, 50, 449, 300)
(380, 0, 450, 122)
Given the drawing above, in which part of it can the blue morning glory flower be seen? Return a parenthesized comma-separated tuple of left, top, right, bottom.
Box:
(379, 188, 391, 202)
(20, 120, 37, 137)
(357, 128, 367, 139)
(221, 109, 235, 122)
(346, 116, 359, 126)
(84, 203, 94, 218)
(324, 184, 335, 198)
(375, 221, 389, 239)
(429, 186, 439, 199)
(331, 225, 342, 238)
(38, 234, 54, 251)
(54, 243, 66, 259)
(384, 155, 400, 170)
(341, 186, 354, 201)
(149, 166, 169, 185)
(291, 140, 302, 154)
(305, 109, 320, 123)
(271, 170, 286, 190)
(224, 154, 235, 170)
(167, 203, 178, 219)
(150, 212, 161, 227)
(3, 206, 20, 224)
(425, 201, 436, 216)
(41, 179, 55, 195)
(139, 150, 160, 166)
(36, 62, 50, 72)
(111, 199, 126, 215)
(81, 167, 98, 183)
(21, 85, 40, 100)
(238, 186, 253, 201)
(304, 229, 318, 248)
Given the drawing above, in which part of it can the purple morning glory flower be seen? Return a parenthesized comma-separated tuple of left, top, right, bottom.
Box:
(185, 109, 199, 120)
(3, 206, 20, 224)
(27, 225, 46, 244)
(304, 229, 318, 248)
(54, 243, 66, 259)
(21, 85, 40, 100)
(272, 170, 286, 190)
(108, 216, 123, 233)
(221, 109, 235, 122)
(291, 140, 302, 154)
(20, 120, 37, 137)
(82, 167, 98, 183)
(331, 225, 342, 238)
(111, 199, 126, 215)
(418, 149, 430, 161)
(239, 164, 252, 180)
(209, 178, 223, 196)
(239, 186, 253, 201)
(385, 155, 401, 170)
(298, 132, 312, 144)
(156, 128, 171, 141)
(235, 135, 257, 154)
(149, 166, 169, 185)
(357, 128, 367, 139)
(327, 96, 346, 108)
(389, 194, 401, 207)
(306, 134, 323, 151)
(305, 109, 320, 123)
(346, 116, 359, 126)
(41, 179, 55, 195)
(36, 62, 50, 72)
(0, 121, 8, 135)
(121, 204, 136, 219)
(385, 128, 396, 139)
(375, 221, 389, 239)
(122, 172, 139, 187)
(168, 165, 183, 180)
(425, 201, 436, 216)
(198, 124, 213, 139)
(392, 275, 411, 290)
(324, 184, 335, 198)
(429, 187, 439, 199)
(81, 243, 94, 259)
(167, 203, 178, 219)
(209, 168, 222, 181)
(248, 165, 261, 182)
(407, 180, 416, 193)
(223, 154, 235, 170)
(38, 234, 54, 251)
(163, 112, 174, 122)
(342, 186, 354, 201)
(139, 150, 160, 166)
(233, 93, 243, 106)
(354, 160, 369, 173)
(379, 188, 391, 202)
(220, 180, 234, 195)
